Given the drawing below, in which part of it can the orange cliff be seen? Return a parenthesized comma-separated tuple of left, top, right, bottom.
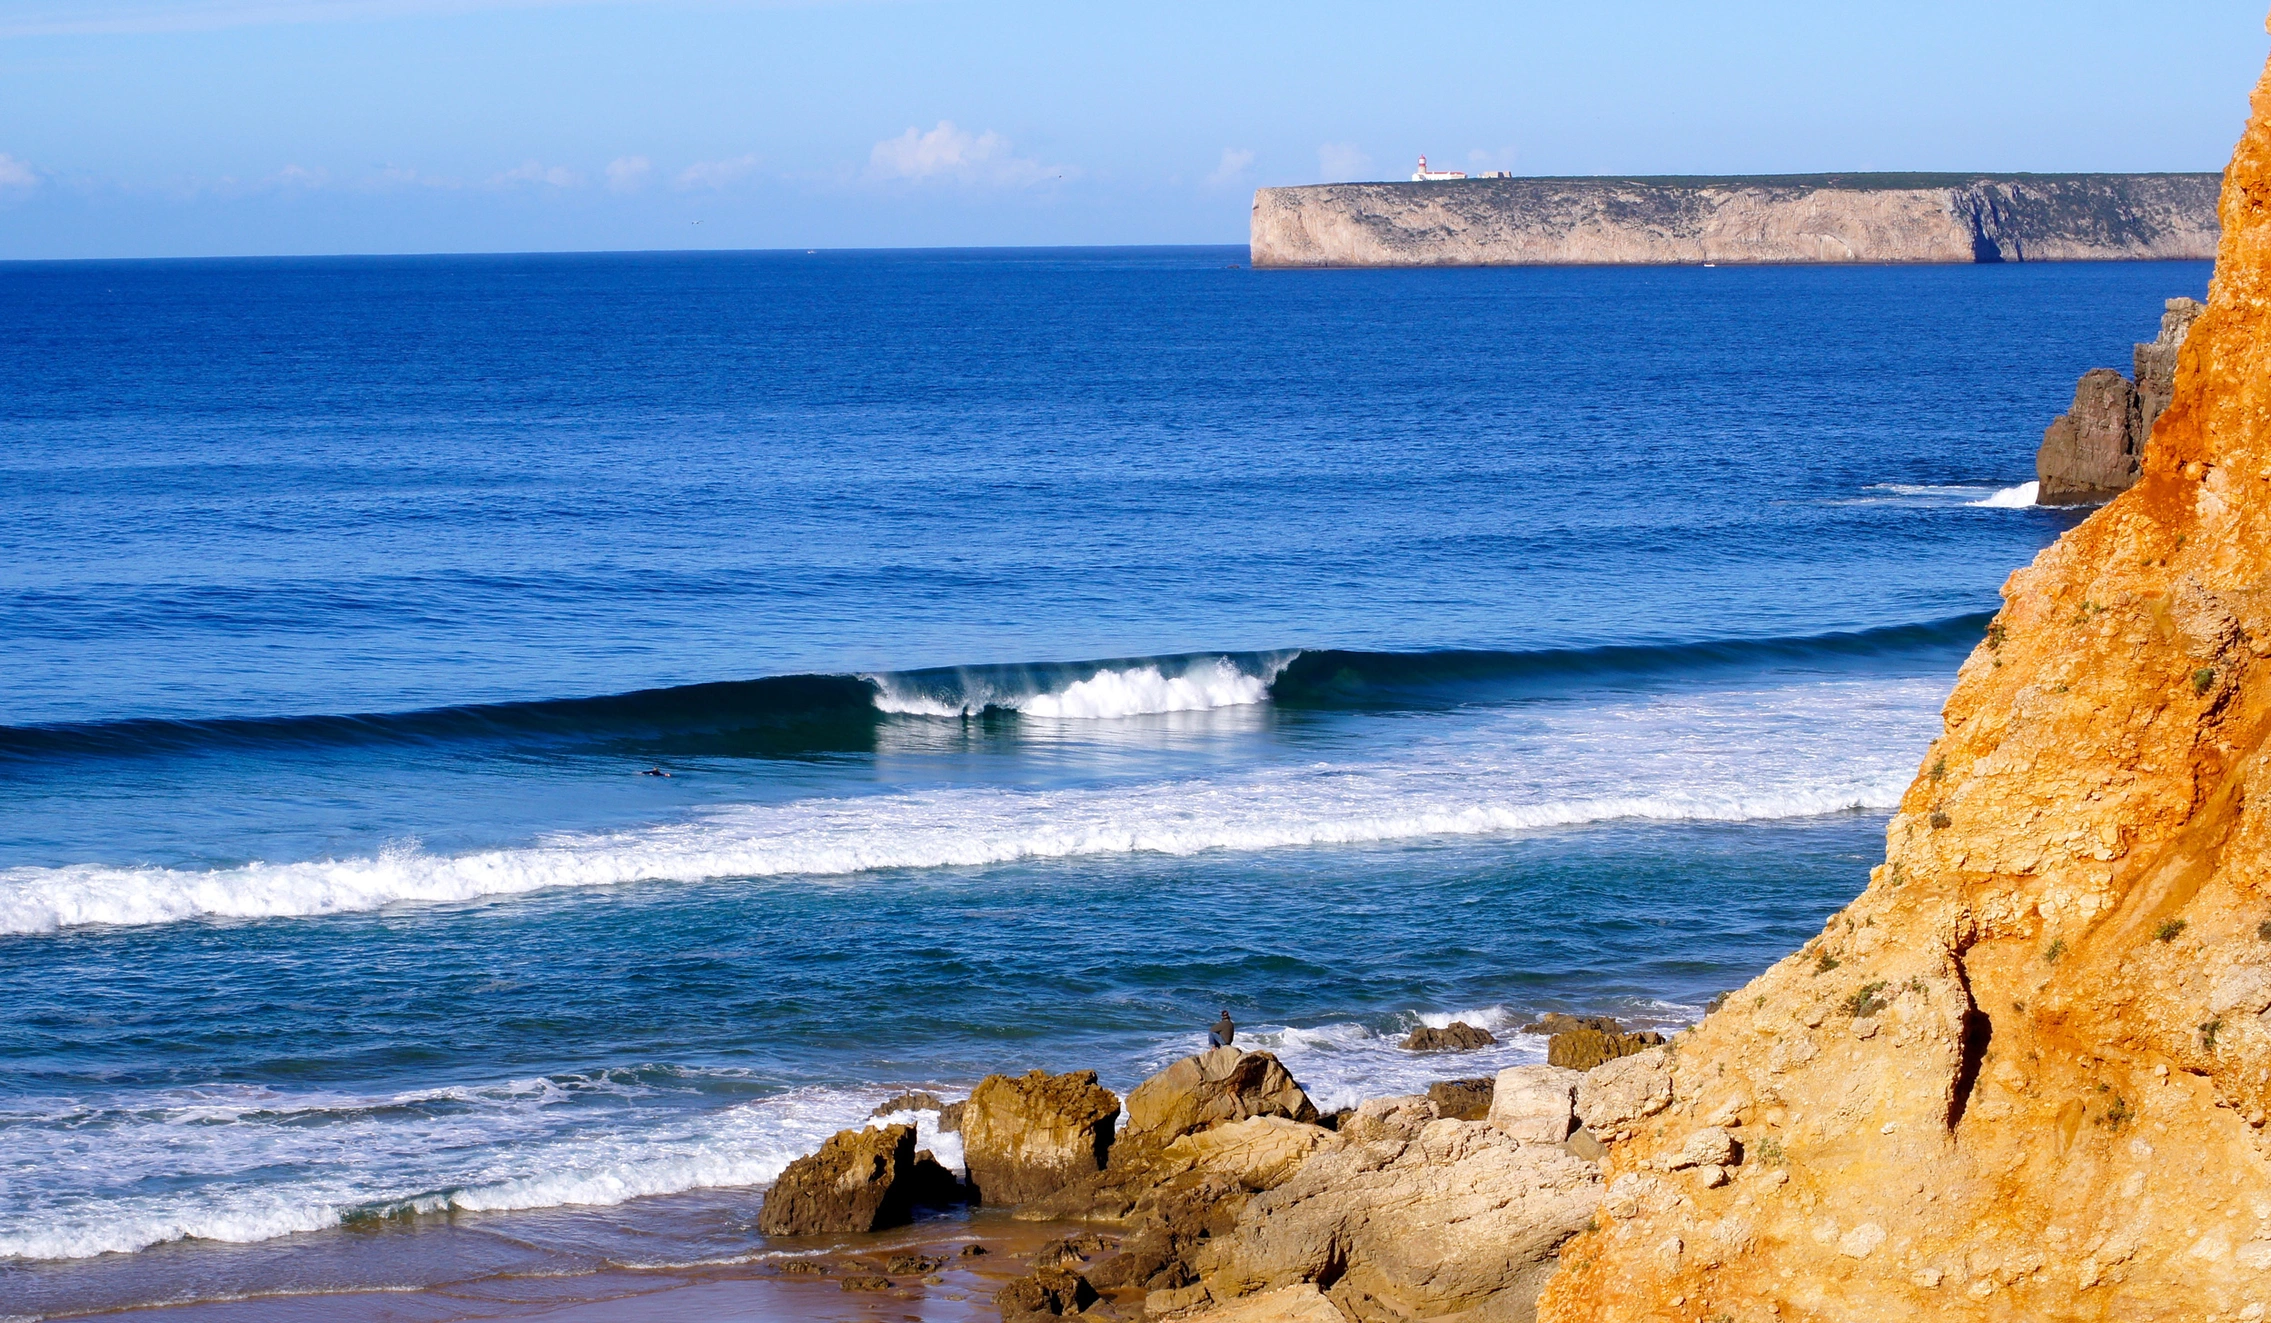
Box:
(1538, 27, 2271, 1323)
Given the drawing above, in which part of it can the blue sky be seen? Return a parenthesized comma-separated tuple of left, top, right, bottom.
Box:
(2, 0, 2267, 258)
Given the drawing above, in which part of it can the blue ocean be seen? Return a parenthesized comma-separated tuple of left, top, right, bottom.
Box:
(0, 248, 2203, 1317)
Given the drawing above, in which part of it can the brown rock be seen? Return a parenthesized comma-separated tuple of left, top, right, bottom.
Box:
(755, 1123, 917, 1237)
(1520, 1012, 1623, 1036)
(1488, 1065, 1581, 1143)
(1425, 1076, 1495, 1120)
(1537, 45, 2271, 1323)
(960, 1069, 1119, 1207)
(1544, 1027, 1664, 1071)
(869, 1089, 945, 1117)
(997, 1265, 1098, 1320)
(1181, 1283, 1345, 1322)
(1125, 1047, 1319, 1142)
(2038, 297, 2207, 506)
(1400, 1020, 1496, 1051)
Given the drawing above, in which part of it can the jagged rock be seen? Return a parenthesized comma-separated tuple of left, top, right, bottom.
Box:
(2133, 296, 2207, 443)
(939, 1100, 964, 1132)
(1401, 1021, 1496, 1051)
(756, 1123, 917, 1236)
(1520, 1013, 1623, 1036)
(886, 1252, 946, 1275)
(997, 1265, 1098, 1320)
(1545, 1027, 1665, 1072)
(1125, 1048, 1319, 1141)
(2037, 367, 2139, 504)
(1489, 1065, 1582, 1143)
(1425, 1076, 1495, 1121)
(1195, 1119, 1602, 1320)
(1337, 1094, 1439, 1145)
(839, 1273, 892, 1291)
(1571, 1046, 1673, 1134)
(870, 1090, 946, 1117)
(961, 1069, 1119, 1207)
(2037, 297, 2206, 505)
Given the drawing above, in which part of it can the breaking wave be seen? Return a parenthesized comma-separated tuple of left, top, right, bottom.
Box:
(0, 616, 1986, 762)
(0, 670, 1945, 936)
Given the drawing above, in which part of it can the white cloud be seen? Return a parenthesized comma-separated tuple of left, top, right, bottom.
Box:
(675, 154, 760, 189)
(271, 163, 327, 188)
(0, 154, 39, 191)
(1206, 148, 1255, 187)
(1317, 143, 1372, 183)
(488, 159, 583, 189)
(867, 121, 1057, 187)
(366, 164, 460, 190)
(605, 155, 652, 193)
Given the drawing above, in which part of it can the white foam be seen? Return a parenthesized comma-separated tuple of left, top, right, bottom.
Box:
(0, 1078, 962, 1262)
(869, 655, 1287, 720)
(0, 676, 1947, 936)
(1967, 480, 2040, 508)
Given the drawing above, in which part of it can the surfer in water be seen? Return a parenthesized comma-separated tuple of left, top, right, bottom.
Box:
(640, 767, 672, 777)
(1209, 1009, 1235, 1049)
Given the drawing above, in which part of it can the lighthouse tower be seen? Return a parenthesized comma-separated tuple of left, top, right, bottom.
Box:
(1411, 155, 1467, 182)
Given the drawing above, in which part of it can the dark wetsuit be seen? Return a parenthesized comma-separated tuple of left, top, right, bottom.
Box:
(1209, 1013, 1235, 1049)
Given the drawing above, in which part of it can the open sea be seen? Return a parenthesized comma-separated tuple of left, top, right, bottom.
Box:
(0, 247, 2208, 1317)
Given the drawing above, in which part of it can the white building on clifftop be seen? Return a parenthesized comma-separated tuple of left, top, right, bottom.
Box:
(1411, 155, 1465, 181)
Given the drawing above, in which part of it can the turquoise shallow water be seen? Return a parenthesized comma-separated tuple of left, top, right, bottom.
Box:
(0, 247, 2204, 1311)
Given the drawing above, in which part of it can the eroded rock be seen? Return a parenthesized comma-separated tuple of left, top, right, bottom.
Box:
(1425, 1076, 1495, 1121)
(1402, 1021, 1497, 1051)
(757, 1123, 918, 1236)
(1572, 1046, 1673, 1133)
(1196, 1119, 1602, 1320)
(961, 1069, 1120, 1207)
(1489, 1064, 1581, 1143)
(1125, 1048, 1319, 1142)
(1545, 1027, 1665, 1072)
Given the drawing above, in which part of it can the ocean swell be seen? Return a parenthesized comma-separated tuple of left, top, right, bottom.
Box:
(0, 673, 1944, 936)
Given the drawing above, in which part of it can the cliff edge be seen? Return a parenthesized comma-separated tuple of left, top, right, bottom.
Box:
(1537, 37, 2271, 1323)
(1251, 174, 2219, 267)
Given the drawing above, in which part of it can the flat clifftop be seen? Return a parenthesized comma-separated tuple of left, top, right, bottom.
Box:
(1251, 173, 2220, 267)
(1536, 45, 2271, 1323)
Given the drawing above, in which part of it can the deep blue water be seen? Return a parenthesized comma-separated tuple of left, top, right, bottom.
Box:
(0, 247, 2204, 1311)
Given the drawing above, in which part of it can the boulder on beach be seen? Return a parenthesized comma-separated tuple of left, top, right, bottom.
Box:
(1545, 1027, 1665, 1072)
(756, 1122, 918, 1237)
(960, 1068, 1120, 1206)
(1400, 1021, 1496, 1051)
(1125, 1047, 1319, 1142)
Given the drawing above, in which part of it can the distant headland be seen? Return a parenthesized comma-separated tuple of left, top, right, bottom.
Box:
(1250, 172, 2220, 267)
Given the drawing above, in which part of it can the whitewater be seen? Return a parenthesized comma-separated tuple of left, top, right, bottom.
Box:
(0, 673, 1944, 935)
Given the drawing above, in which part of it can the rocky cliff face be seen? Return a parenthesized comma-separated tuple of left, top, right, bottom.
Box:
(2037, 299, 2206, 505)
(1535, 42, 2271, 1323)
(1250, 174, 2219, 267)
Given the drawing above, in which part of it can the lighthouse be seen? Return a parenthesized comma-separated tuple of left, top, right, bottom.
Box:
(1410, 155, 1467, 182)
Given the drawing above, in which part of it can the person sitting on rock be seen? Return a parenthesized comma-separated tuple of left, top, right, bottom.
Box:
(1209, 1009, 1235, 1049)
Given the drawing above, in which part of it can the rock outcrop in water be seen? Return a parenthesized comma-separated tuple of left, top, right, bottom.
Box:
(1533, 35, 2271, 1321)
(1251, 174, 2219, 268)
(2036, 297, 2207, 505)
(757, 1122, 920, 1236)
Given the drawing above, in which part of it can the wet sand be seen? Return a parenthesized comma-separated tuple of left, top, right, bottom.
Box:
(14, 1194, 1091, 1323)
